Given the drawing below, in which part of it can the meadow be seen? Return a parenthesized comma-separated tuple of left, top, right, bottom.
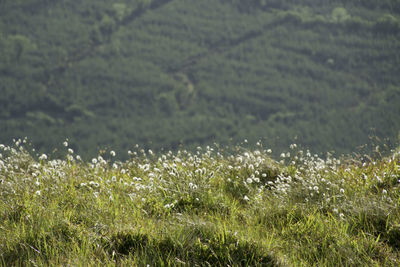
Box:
(1, 138, 400, 266)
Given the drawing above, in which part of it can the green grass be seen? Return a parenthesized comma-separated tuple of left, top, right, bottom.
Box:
(1, 139, 400, 266)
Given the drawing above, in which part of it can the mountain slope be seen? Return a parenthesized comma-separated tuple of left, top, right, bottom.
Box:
(1, 0, 399, 158)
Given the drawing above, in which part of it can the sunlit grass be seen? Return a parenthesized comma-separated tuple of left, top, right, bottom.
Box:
(1, 139, 400, 266)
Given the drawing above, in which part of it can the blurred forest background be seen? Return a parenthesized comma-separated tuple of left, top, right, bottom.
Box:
(1, 0, 400, 159)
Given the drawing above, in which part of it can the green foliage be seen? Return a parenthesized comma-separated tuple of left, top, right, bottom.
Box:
(374, 14, 400, 34)
(0, 0, 399, 160)
(331, 7, 351, 23)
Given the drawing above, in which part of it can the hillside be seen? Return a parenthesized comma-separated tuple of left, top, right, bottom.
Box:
(1, 141, 400, 265)
(1, 0, 400, 158)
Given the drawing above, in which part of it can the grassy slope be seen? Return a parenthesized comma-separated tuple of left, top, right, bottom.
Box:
(1, 0, 400, 158)
(1, 140, 400, 266)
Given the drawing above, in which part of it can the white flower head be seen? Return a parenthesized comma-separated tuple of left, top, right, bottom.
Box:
(110, 150, 116, 157)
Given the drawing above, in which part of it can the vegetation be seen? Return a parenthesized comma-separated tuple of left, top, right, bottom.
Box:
(1, 139, 400, 265)
(1, 0, 400, 159)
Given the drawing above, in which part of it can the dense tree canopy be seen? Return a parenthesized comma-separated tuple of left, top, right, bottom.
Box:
(1, 0, 399, 159)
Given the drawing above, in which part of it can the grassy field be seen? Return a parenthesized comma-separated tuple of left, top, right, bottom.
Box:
(1, 139, 400, 266)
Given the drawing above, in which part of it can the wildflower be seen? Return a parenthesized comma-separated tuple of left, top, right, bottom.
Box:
(111, 176, 117, 182)
(382, 189, 387, 195)
(110, 150, 116, 157)
(244, 195, 250, 201)
(76, 155, 81, 161)
(246, 178, 253, 184)
(68, 148, 74, 154)
(63, 141, 68, 147)
(280, 153, 286, 158)
(267, 149, 272, 154)
(89, 181, 99, 188)
(164, 203, 174, 209)
(189, 182, 198, 190)
(92, 158, 97, 164)
(39, 154, 47, 161)
(340, 188, 345, 194)
(35, 190, 41, 196)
